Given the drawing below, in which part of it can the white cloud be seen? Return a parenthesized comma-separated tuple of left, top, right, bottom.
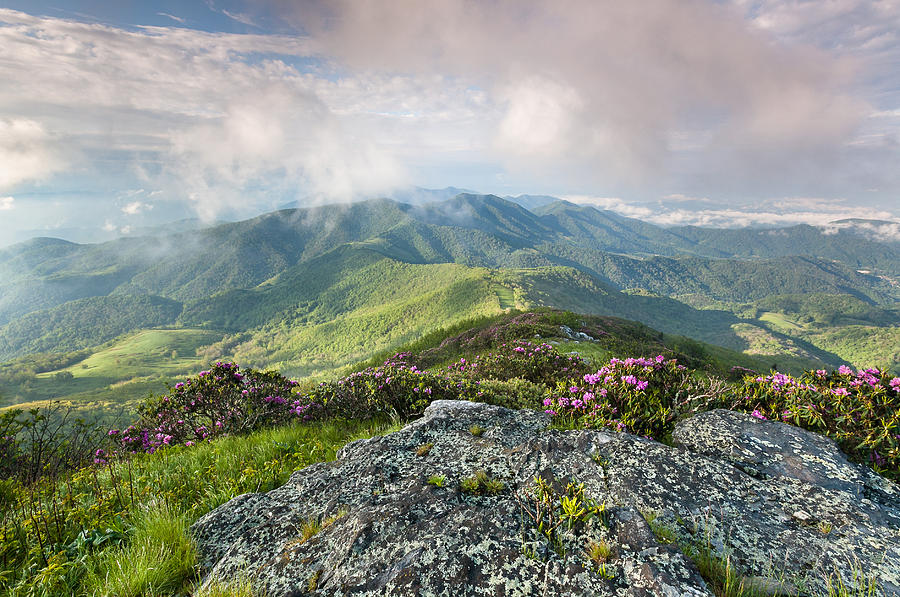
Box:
(0, 196, 14, 210)
(0, 9, 409, 221)
(121, 201, 152, 215)
(820, 220, 900, 242)
(167, 85, 408, 218)
(221, 9, 257, 27)
(564, 194, 899, 229)
(281, 0, 871, 190)
(0, 3, 898, 236)
(0, 119, 68, 190)
(157, 12, 185, 24)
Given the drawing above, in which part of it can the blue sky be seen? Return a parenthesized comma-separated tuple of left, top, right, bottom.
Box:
(1, 0, 900, 245)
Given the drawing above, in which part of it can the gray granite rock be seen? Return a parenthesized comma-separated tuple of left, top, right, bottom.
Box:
(191, 402, 900, 596)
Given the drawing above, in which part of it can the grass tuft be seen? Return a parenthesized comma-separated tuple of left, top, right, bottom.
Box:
(426, 474, 446, 488)
(459, 470, 504, 496)
(84, 505, 196, 597)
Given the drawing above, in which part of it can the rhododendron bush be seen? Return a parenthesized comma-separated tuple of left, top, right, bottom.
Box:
(446, 340, 589, 386)
(109, 362, 319, 453)
(726, 366, 900, 476)
(307, 353, 482, 420)
(544, 356, 695, 438)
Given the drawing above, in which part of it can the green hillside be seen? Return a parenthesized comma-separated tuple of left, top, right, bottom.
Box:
(0, 329, 224, 418)
(0, 261, 838, 415)
(2, 193, 899, 409)
(0, 294, 183, 360)
(682, 293, 900, 373)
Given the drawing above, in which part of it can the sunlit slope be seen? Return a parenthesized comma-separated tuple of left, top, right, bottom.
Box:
(682, 293, 900, 372)
(1, 193, 899, 388)
(0, 295, 183, 360)
(185, 254, 833, 377)
(0, 329, 224, 416)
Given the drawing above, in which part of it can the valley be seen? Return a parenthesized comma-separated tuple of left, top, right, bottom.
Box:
(2, 192, 899, 416)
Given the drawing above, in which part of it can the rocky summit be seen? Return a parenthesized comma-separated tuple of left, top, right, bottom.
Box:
(191, 401, 900, 596)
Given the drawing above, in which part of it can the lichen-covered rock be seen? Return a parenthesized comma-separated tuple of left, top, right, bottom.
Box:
(191, 402, 900, 596)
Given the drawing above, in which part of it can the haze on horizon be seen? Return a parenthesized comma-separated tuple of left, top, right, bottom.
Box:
(1, 0, 899, 245)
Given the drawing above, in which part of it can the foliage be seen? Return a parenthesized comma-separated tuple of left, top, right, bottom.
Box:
(514, 476, 607, 559)
(0, 403, 104, 484)
(305, 353, 482, 420)
(83, 506, 195, 597)
(545, 356, 700, 438)
(426, 475, 446, 488)
(459, 470, 504, 496)
(111, 362, 318, 454)
(472, 377, 547, 410)
(445, 340, 589, 387)
(722, 367, 900, 480)
(0, 295, 182, 361)
(0, 418, 393, 595)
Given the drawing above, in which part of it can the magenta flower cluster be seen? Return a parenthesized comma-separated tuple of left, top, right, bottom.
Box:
(545, 355, 688, 438)
(107, 362, 320, 455)
(734, 365, 900, 476)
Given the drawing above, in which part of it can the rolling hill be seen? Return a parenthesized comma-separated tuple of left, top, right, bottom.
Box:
(2, 192, 900, 412)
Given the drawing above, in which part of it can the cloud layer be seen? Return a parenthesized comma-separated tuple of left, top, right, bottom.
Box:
(564, 194, 899, 229)
(281, 0, 872, 192)
(0, 2, 898, 242)
(0, 8, 409, 222)
(0, 118, 68, 189)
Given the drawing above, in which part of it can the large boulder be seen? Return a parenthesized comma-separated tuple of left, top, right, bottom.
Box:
(191, 402, 900, 596)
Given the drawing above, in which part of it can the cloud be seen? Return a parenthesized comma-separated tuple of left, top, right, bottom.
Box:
(0, 9, 407, 222)
(121, 201, 152, 215)
(221, 9, 258, 27)
(167, 85, 408, 219)
(1, 2, 898, 239)
(0, 196, 13, 210)
(820, 220, 900, 243)
(156, 12, 185, 24)
(273, 0, 870, 190)
(0, 119, 68, 190)
(564, 194, 899, 229)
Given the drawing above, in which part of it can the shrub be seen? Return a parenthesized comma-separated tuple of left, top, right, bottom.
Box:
(306, 353, 481, 420)
(724, 367, 900, 480)
(545, 356, 694, 438)
(446, 341, 589, 386)
(110, 362, 320, 454)
(0, 404, 104, 483)
(473, 377, 548, 410)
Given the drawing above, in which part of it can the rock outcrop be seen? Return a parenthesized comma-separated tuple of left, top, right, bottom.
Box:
(192, 401, 900, 596)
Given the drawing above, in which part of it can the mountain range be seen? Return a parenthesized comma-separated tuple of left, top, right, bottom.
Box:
(2, 192, 899, 410)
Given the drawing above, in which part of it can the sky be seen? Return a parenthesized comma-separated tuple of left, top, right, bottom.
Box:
(1, 0, 899, 245)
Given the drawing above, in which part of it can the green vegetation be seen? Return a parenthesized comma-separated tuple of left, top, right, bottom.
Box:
(426, 474, 446, 487)
(683, 294, 900, 373)
(0, 329, 224, 420)
(3, 194, 900, 410)
(459, 470, 505, 496)
(0, 310, 897, 594)
(0, 417, 398, 595)
(516, 476, 607, 560)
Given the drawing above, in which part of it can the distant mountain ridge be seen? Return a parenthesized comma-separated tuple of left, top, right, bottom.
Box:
(2, 192, 900, 373)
